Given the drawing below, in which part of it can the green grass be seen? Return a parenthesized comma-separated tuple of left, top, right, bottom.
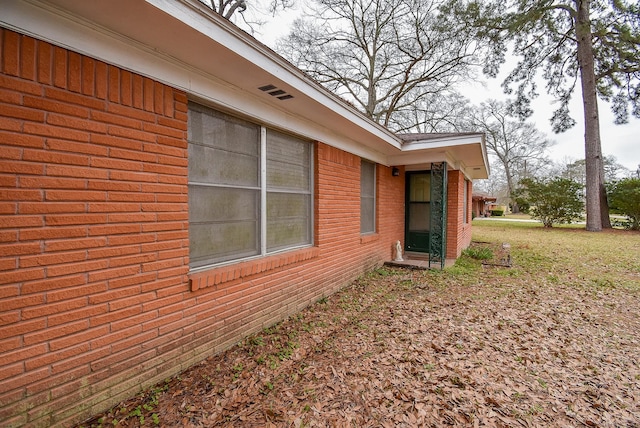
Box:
(462, 246, 494, 260)
(470, 221, 640, 290)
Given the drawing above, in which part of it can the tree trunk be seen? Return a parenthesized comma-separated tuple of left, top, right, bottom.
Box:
(575, 0, 605, 231)
(599, 165, 612, 228)
(504, 162, 519, 213)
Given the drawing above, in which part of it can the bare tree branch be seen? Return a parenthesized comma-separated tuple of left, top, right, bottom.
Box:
(277, 0, 484, 131)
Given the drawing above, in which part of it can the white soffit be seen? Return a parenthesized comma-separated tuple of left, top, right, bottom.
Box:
(390, 134, 490, 179)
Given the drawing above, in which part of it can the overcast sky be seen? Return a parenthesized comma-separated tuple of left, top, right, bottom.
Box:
(252, 3, 640, 173)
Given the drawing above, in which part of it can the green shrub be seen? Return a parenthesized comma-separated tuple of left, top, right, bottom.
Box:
(462, 246, 493, 260)
(513, 177, 583, 227)
(490, 209, 504, 216)
(607, 178, 640, 230)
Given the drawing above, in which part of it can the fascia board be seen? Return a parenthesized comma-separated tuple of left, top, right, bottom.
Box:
(397, 134, 490, 179)
(401, 134, 485, 151)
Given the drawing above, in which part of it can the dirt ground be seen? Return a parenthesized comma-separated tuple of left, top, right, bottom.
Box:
(80, 232, 640, 427)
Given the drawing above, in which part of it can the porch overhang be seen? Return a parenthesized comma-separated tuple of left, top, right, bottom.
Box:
(388, 133, 490, 180)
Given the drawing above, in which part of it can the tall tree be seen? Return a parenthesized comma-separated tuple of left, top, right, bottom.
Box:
(198, 0, 248, 19)
(277, 0, 484, 131)
(468, 100, 554, 212)
(392, 92, 473, 133)
(451, 0, 640, 231)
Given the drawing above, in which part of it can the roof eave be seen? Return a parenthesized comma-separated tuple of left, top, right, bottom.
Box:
(389, 133, 490, 179)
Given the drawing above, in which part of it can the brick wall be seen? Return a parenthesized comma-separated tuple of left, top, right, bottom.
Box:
(377, 164, 405, 252)
(446, 171, 472, 259)
(0, 28, 405, 427)
(0, 28, 189, 427)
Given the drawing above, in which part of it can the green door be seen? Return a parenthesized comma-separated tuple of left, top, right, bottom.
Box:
(404, 164, 448, 268)
(405, 172, 431, 253)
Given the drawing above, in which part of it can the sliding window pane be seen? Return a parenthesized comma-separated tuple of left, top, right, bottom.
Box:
(189, 186, 260, 267)
(266, 192, 311, 251)
(267, 130, 310, 191)
(266, 130, 312, 251)
(360, 160, 376, 233)
(188, 102, 261, 268)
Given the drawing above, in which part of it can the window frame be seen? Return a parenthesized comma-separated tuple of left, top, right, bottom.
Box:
(187, 102, 314, 271)
(463, 178, 469, 224)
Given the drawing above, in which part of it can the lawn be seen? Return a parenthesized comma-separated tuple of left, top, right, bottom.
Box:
(80, 222, 640, 427)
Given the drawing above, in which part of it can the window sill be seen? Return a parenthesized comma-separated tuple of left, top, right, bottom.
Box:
(360, 233, 379, 244)
(189, 246, 320, 292)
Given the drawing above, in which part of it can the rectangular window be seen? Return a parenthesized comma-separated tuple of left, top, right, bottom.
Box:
(188, 103, 312, 269)
(463, 179, 469, 224)
(360, 159, 376, 234)
(266, 130, 312, 252)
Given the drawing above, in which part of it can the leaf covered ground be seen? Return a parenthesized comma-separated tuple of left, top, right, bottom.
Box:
(80, 222, 640, 427)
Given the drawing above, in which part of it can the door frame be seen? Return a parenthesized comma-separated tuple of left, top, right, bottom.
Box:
(404, 170, 431, 254)
(403, 164, 448, 269)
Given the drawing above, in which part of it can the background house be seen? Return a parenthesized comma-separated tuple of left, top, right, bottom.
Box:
(472, 193, 499, 217)
(0, 0, 488, 426)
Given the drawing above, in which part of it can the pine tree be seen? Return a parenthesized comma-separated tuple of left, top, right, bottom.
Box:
(451, 0, 640, 231)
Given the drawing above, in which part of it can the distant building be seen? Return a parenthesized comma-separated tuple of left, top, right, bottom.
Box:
(472, 194, 499, 217)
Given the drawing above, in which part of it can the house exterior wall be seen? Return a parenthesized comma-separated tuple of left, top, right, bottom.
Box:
(446, 171, 473, 259)
(472, 197, 483, 218)
(0, 29, 405, 427)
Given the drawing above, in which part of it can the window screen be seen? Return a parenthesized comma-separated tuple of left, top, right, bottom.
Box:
(267, 130, 312, 252)
(188, 103, 313, 269)
(360, 160, 376, 234)
(188, 104, 261, 267)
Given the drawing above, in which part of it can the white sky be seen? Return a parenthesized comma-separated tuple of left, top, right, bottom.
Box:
(253, 3, 640, 173)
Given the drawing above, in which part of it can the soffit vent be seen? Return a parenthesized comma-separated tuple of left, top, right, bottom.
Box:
(258, 84, 294, 100)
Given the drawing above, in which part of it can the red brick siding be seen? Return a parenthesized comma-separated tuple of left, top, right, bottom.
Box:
(376, 164, 405, 253)
(446, 171, 472, 259)
(0, 28, 405, 427)
(0, 28, 187, 427)
(189, 146, 405, 338)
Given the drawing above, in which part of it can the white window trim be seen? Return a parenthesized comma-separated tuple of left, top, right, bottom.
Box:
(260, 126, 268, 256)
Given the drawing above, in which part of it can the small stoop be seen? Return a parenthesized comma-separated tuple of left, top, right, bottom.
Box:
(384, 253, 456, 270)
